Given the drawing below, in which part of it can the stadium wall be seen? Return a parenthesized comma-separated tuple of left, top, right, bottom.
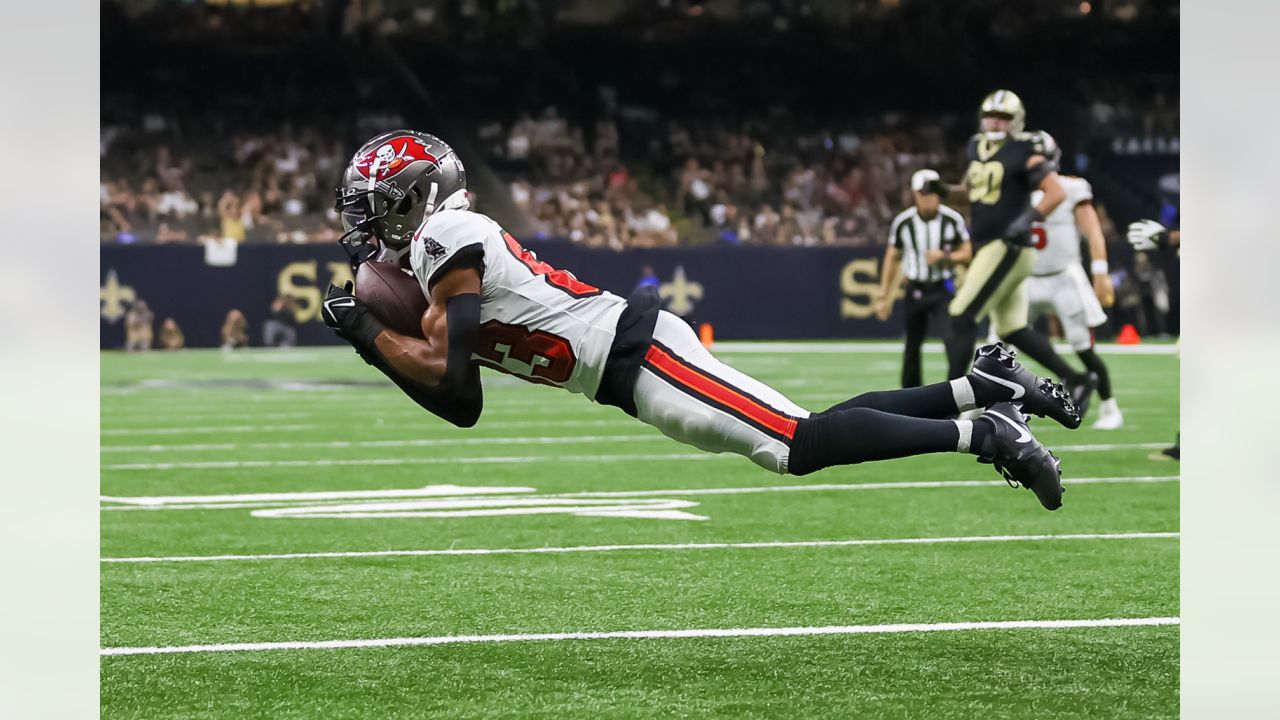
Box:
(100, 243, 903, 347)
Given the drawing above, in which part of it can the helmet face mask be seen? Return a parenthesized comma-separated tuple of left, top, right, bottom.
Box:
(334, 130, 468, 262)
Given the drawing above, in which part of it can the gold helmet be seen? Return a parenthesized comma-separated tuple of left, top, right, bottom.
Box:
(978, 89, 1026, 138)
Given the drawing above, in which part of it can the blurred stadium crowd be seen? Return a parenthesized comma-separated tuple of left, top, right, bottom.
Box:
(102, 0, 1177, 253)
(102, 99, 959, 248)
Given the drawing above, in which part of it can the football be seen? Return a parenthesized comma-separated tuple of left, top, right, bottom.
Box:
(354, 261, 428, 338)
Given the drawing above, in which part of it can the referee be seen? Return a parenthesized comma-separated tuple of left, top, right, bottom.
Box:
(874, 169, 972, 388)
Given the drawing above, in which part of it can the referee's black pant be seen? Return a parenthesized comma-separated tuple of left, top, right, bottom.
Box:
(900, 280, 956, 388)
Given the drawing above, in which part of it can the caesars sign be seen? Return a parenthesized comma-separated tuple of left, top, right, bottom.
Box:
(276, 260, 356, 323)
(278, 256, 893, 325)
(839, 257, 882, 320)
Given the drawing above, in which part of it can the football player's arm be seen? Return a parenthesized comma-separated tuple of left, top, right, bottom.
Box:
(360, 262, 483, 427)
(1029, 156, 1066, 217)
(1001, 156, 1064, 240)
(319, 249, 484, 426)
(1075, 201, 1115, 307)
(374, 261, 482, 390)
(874, 245, 902, 321)
(936, 180, 969, 208)
(360, 349, 483, 428)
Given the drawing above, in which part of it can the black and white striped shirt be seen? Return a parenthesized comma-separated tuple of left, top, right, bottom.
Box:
(888, 205, 969, 282)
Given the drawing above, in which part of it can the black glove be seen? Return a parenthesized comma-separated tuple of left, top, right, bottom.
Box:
(1002, 206, 1045, 245)
(321, 282, 387, 349)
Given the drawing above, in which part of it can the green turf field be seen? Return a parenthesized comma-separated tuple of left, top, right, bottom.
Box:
(100, 343, 1179, 719)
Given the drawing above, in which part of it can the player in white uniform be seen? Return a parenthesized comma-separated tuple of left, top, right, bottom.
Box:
(320, 130, 1085, 510)
(1026, 138, 1122, 429)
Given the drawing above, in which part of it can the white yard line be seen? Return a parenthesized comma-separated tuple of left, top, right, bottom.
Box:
(712, 341, 1179, 355)
(101, 424, 318, 437)
(102, 453, 716, 471)
(100, 399, 604, 423)
(100, 418, 634, 438)
(100, 434, 663, 454)
(100, 475, 1178, 512)
(99, 438, 1172, 455)
(100, 440, 1181, 469)
(553, 475, 1180, 498)
(100, 616, 1179, 657)
(101, 531, 1178, 564)
(1024, 442, 1169, 452)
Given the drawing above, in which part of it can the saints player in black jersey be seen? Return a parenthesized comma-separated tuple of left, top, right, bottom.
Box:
(940, 90, 1099, 418)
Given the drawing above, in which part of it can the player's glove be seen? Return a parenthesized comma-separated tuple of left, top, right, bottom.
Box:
(1002, 206, 1045, 245)
(321, 281, 387, 349)
(1126, 219, 1168, 252)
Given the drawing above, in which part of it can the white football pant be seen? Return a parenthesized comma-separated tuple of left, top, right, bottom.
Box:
(1027, 264, 1108, 352)
(632, 311, 810, 474)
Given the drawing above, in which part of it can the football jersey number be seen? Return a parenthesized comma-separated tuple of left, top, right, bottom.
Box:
(966, 160, 1005, 205)
(503, 232, 601, 297)
(1031, 226, 1048, 250)
(475, 320, 577, 385)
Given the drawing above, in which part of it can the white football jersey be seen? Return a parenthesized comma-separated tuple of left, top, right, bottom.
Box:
(408, 209, 626, 399)
(1030, 175, 1093, 274)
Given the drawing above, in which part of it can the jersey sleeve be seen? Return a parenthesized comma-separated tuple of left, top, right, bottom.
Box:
(888, 212, 908, 249)
(409, 209, 490, 295)
(1070, 178, 1094, 208)
(1023, 131, 1051, 159)
(951, 208, 971, 242)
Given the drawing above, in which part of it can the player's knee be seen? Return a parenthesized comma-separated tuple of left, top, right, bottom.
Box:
(998, 323, 1028, 341)
(1066, 330, 1094, 353)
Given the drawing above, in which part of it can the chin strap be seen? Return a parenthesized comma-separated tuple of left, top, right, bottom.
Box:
(337, 225, 378, 273)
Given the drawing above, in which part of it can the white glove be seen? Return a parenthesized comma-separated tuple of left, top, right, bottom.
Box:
(1127, 219, 1168, 252)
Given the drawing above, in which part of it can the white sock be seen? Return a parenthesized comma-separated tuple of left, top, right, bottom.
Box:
(1100, 398, 1120, 413)
(950, 377, 977, 412)
(953, 419, 973, 453)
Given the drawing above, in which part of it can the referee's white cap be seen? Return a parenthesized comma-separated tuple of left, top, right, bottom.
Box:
(911, 169, 941, 192)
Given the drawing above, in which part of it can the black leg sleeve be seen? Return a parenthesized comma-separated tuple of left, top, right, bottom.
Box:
(823, 383, 958, 419)
(788, 408, 961, 476)
(1076, 348, 1113, 400)
(1001, 327, 1084, 383)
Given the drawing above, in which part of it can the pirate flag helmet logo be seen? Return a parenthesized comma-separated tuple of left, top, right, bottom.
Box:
(334, 130, 468, 258)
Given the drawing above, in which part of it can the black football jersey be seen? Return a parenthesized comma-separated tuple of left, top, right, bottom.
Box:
(964, 131, 1050, 246)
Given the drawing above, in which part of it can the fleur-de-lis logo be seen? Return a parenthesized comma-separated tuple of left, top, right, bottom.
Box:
(100, 269, 136, 323)
(658, 265, 704, 316)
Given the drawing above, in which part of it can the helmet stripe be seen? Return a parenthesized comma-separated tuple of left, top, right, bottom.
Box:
(425, 181, 439, 213)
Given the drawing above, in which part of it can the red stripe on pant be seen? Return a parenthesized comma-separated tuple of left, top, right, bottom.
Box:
(643, 344, 798, 440)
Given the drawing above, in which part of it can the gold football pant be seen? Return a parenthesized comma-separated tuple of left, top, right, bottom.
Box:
(949, 240, 1035, 335)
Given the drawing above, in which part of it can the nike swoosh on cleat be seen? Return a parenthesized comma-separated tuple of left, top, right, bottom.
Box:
(986, 409, 1032, 443)
(972, 368, 1025, 400)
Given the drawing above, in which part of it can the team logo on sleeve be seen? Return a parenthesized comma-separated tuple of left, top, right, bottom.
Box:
(422, 237, 448, 260)
(354, 136, 439, 182)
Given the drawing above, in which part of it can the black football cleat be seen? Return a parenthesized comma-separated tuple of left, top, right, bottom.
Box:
(1150, 433, 1180, 462)
(968, 343, 1082, 429)
(975, 402, 1064, 511)
(1067, 372, 1099, 424)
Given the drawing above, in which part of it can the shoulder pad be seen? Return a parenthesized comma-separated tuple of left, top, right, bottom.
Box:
(1015, 130, 1049, 155)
